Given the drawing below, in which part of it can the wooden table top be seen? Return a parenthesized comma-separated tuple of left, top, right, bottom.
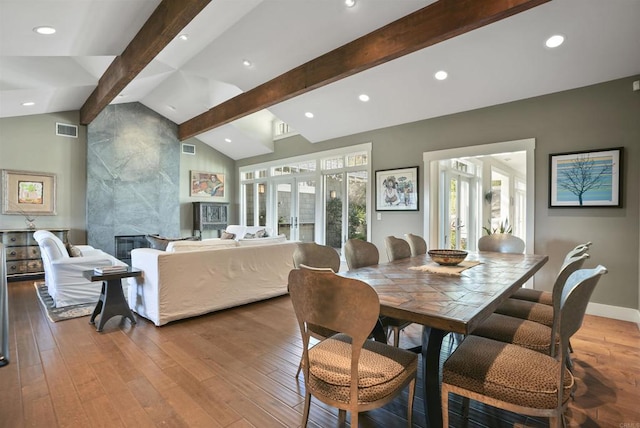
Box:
(340, 251, 548, 335)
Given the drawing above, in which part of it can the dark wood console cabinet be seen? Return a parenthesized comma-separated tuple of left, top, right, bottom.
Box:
(192, 202, 228, 237)
(1, 229, 68, 279)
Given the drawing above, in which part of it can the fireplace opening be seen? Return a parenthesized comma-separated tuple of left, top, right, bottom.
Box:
(114, 235, 149, 265)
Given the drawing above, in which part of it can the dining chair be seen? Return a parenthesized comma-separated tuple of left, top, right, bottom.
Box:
(477, 233, 525, 253)
(471, 253, 589, 358)
(293, 242, 341, 273)
(292, 242, 342, 377)
(345, 238, 412, 347)
(404, 233, 427, 257)
(289, 267, 418, 428)
(494, 253, 590, 331)
(511, 242, 592, 304)
(384, 236, 412, 262)
(442, 265, 607, 428)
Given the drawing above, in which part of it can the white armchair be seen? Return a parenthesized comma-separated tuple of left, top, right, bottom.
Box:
(33, 230, 127, 307)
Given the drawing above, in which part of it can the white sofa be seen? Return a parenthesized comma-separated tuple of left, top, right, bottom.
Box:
(127, 239, 296, 326)
(33, 230, 128, 307)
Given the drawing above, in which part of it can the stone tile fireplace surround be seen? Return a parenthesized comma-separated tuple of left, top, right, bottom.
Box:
(87, 103, 180, 257)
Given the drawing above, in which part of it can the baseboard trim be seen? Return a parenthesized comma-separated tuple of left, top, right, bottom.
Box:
(587, 302, 640, 328)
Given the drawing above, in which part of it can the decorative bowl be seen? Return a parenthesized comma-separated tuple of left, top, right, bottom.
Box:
(428, 249, 468, 266)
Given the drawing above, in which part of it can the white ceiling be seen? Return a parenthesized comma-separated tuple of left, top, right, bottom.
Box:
(1, 0, 639, 160)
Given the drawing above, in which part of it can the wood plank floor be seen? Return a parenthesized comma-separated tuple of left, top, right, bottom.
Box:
(1, 279, 639, 428)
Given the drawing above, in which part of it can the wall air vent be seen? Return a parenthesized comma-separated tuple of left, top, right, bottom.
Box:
(56, 122, 78, 138)
(181, 143, 196, 155)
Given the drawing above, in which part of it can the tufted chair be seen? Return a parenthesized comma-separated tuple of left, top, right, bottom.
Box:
(442, 265, 607, 428)
(289, 267, 417, 428)
(384, 236, 412, 262)
(33, 230, 127, 307)
(404, 233, 427, 257)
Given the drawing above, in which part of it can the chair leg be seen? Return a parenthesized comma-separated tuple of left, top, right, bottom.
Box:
(407, 379, 415, 428)
(393, 326, 400, 347)
(338, 409, 347, 427)
(442, 388, 450, 428)
(302, 393, 311, 428)
(350, 411, 358, 428)
(296, 359, 302, 378)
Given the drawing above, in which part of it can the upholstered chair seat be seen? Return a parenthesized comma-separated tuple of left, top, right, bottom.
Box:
(443, 335, 574, 409)
(442, 265, 608, 427)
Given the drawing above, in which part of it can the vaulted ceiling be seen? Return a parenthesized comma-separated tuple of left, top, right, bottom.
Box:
(1, 0, 639, 160)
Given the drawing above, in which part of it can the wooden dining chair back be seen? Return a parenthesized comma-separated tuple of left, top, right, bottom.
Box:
(472, 253, 590, 357)
(442, 265, 607, 428)
(293, 242, 341, 273)
(288, 268, 418, 427)
(344, 239, 379, 270)
(404, 233, 427, 257)
(512, 242, 592, 305)
(384, 236, 411, 262)
(344, 238, 410, 347)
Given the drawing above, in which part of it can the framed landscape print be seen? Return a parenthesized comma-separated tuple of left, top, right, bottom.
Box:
(1, 169, 57, 215)
(375, 166, 419, 211)
(190, 171, 225, 197)
(549, 147, 622, 207)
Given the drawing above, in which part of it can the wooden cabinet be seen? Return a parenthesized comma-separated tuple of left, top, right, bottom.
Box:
(192, 202, 228, 237)
(1, 229, 68, 279)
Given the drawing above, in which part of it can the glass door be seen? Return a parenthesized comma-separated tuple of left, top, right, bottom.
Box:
(276, 178, 316, 242)
(323, 170, 368, 252)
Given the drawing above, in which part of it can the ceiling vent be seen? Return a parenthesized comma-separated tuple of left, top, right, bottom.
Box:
(181, 143, 196, 155)
(56, 122, 78, 138)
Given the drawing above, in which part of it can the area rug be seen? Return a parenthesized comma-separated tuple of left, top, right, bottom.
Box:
(34, 282, 95, 322)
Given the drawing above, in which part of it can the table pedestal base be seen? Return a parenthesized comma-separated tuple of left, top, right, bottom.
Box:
(89, 279, 136, 332)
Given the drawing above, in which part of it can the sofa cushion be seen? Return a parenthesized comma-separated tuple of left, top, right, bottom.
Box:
(220, 231, 236, 240)
(146, 234, 196, 251)
(166, 239, 238, 252)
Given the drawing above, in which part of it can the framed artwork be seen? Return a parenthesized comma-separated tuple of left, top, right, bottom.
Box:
(1, 169, 57, 215)
(549, 147, 623, 207)
(375, 166, 419, 211)
(190, 171, 225, 197)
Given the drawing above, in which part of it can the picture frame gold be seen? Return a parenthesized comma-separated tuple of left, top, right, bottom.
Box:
(1, 169, 57, 215)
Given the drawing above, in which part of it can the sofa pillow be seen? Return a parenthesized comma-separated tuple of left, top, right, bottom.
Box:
(238, 234, 288, 247)
(146, 234, 196, 251)
(255, 228, 269, 238)
(221, 231, 236, 240)
(243, 232, 255, 239)
(66, 243, 82, 257)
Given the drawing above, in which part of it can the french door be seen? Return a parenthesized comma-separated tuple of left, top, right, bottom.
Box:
(440, 171, 478, 250)
(323, 170, 368, 252)
(275, 177, 316, 242)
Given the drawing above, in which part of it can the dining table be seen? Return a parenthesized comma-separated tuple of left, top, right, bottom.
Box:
(340, 250, 548, 427)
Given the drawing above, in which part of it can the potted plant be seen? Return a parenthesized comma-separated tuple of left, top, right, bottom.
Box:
(478, 219, 525, 253)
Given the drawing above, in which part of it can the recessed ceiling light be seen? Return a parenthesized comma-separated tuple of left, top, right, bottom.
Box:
(345, 0, 356, 7)
(305, 112, 314, 118)
(22, 101, 35, 106)
(178, 34, 189, 41)
(224, 138, 232, 143)
(545, 34, 565, 48)
(242, 59, 252, 67)
(434, 70, 448, 81)
(358, 94, 370, 102)
(33, 26, 56, 35)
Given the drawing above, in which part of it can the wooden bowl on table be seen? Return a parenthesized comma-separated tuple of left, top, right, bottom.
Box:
(428, 249, 468, 266)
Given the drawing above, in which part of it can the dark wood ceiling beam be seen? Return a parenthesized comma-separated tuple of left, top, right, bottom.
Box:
(179, 0, 550, 141)
(79, 0, 211, 125)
